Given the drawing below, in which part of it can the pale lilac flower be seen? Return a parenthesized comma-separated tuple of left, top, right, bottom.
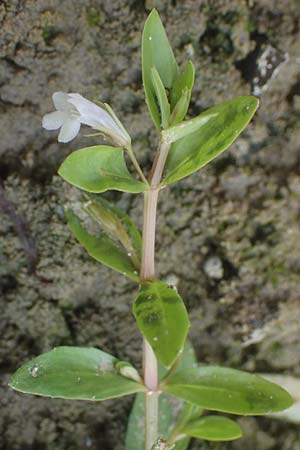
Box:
(42, 92, 130, 147)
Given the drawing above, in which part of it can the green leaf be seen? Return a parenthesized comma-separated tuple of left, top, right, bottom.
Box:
(151, 66, 170, 128)
(169, 61, 194, 126)
(9, 347, 145, 401)
(168, 403, 201, 450)
(169, 88, 190, 126)
(174, 438, 190, 450)
(58, 145, 147, 194)
(161, 366, 293, 415)
(158, 339, 197, 380)
(171, 61, 195, 108)
(125, 342, 199, 450)
(133, 280, 190, 367)
(125, 393, 145, 450)
(181, 415, 242, 442)
(261, 373, 300, 424)
(66, 210, 139, 281)
(85, 196, 142, 265)
(162, 96, 259, 185)
(142, 9, 179, 129)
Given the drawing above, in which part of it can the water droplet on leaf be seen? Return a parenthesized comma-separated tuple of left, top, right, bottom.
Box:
(28, 364, 41, 378)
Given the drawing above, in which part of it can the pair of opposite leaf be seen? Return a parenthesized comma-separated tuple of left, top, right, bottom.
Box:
(66, 197, 189, 369)
(43, 11, 258, 195)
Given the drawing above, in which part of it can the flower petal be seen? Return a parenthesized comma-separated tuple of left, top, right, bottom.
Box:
(53, 92, 74, 112)
(58, 117, 81, 143)
(68, 94, 119, 131)
(42, 111, 67, 130)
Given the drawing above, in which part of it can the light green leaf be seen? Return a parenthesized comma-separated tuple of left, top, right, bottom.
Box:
(161, 366, 293, 415)
(168, 402, 201, 450)
(58, 145, 147, 194)
(169, 88, 190, 126)
(158, 339, 197, 380)
(85, 196, 142, 265)
(181, 415, 242, 441)
(262, 373, 300, 424)
(170, 61, 195, 109)
(125, 342, 199, 450)
(151, 66, 170, 128)
(133, 280, 190, 367)
(142, 9, 179, 129)
(66, 210, 139, 281)
(9, 347, 145, 401)
(163, 96, 259, 185)
(170, 61, 195, 123)
(172, 436, 190, 450)
(125, 393, 145, 450)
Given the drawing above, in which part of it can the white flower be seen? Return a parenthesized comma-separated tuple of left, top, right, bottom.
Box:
(42, 92, 131, 147)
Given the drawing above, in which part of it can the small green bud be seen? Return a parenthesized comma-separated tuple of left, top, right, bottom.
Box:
(115, 361, 142, 383)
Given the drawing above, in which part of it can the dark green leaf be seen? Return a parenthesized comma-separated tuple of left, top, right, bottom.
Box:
(151, 66, 170, 128)
(133, 280, 190, 367)
(161, 366, 293, 415)
(66, 210, 139, 281)
(182, 415, 242, 441)
(9, 347, 145, 401)
(142, 9, 179, 129)
(163, 96, 259, 185)
(125, 342, 199, 450)
(58, 145, 147, 194)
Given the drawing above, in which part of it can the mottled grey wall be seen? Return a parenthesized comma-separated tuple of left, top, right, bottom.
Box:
(1, 1, 300, 449)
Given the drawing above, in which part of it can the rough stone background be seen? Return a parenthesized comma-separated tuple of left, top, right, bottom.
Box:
(1, 0, 300, 449)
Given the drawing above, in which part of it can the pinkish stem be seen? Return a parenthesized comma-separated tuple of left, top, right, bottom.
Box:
(139, 138, 171, 450)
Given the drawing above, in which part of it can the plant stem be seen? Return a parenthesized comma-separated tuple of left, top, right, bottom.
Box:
(140, 138, 171, 450)
(140, 188, 158, 281)
(149, 138, 171, 187)
(143, 339, 159, 450)
(141, 189, 159, 450)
